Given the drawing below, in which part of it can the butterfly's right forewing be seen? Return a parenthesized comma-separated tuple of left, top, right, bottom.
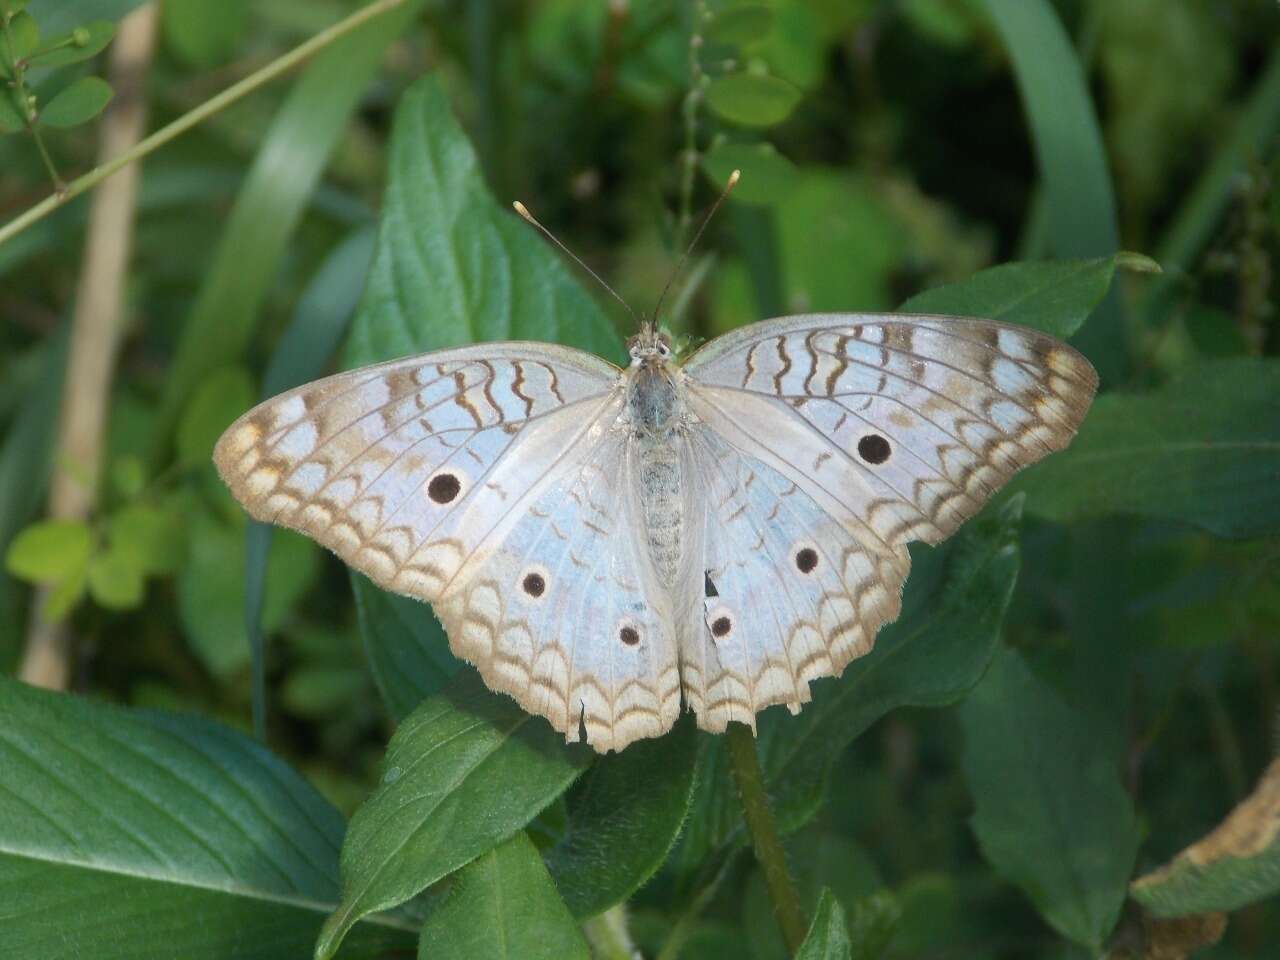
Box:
(214, 342, 620, 602)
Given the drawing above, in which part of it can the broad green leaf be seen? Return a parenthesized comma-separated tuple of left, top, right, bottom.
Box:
(87, 546, 143, 609)
(38, 75, 113, 128)
(152, 0, 421, 460)
(178, 511, 318, 677)
(25, 20, 114, 67)
(282, 666, 369, 718)
(4, 518, 92, 582)
(417, 833, 589, 960)
(705, 72, 803, 127)
(344, 74, 623, 368)
(679, 497, 1024, 864)
(316, 671, 592, 959)
(546, 715, 700, 917)
(899, 256, 1125, 339)
(702, 140, 797, 205)
(1131, 758, 1280, 917)
(795, 889, 851, 960)
(352, 573, 459, 722)
(1010, 358, 1280, 538)
(960, 646, 1139, 950)
(40, 556, 88, 621)
(176, 365, 254, 465)
(706, 5, 774, 46)
(162, 0, 247, 66)
(0, 677, 415, 959)
(108, 503, 185, 575)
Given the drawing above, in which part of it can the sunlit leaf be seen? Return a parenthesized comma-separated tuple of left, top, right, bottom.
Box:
(108, 503, 185, 575)
(795, 889, 850, 960)
(706, 4, 774, 46)
(5, 518, 92, 582)
(705, 72, 803, 127)
(702, 140, 797, 205)
(87, 546, 144, 609)
(0, 677, 416, 958)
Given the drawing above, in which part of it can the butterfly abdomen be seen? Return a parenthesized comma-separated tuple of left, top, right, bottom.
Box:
(628, 362, 686, 586)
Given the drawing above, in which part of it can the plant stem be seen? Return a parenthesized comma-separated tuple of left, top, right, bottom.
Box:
(726, 722, 807, 955)
(0, 0, 407, 249)
(581, 904, 639, 960)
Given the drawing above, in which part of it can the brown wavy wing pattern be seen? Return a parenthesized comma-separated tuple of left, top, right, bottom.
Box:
(213, 342, 620, 606)
(680, 427, 908, 734)
(684, 313, 1097, 546)
(435, 429, 681, 752)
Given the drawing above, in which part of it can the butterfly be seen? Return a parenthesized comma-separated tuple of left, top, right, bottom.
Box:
(214, 299, 1096, 753)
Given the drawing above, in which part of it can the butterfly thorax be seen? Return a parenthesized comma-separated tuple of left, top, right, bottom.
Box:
(627, 359, 686, 587)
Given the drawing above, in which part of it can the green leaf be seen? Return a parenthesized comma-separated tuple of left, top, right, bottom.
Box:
(40, 556, 88, 621)
(8, 10, 38, 59)
(846, 890, 900, 960)
(176, 365, 254, 466)
(37, 75, 113, 128)
(25, 20, 114, 68)
(899, 256, 1123, 339)
(353, 573, 460, 722)
(418, 833, 589, 960)
(702, 140, 797, 205)
(108, 503, 185, 575)
(4, 518, 92, 582)
(178, 510, 318, 677)
(795, 889, 850, 960)
(0, 677, 415, 959)
(1010, 358, 1280, 538)
(152, 0, 422, 461)
(960, 646, 1139, 950)
(282, 666, 369, 718)
(705, 72, 803, 127)
(345, 74, 623, 368)
(1131, 758, 1280, 917)
(680, 497, 1024, 873)
(161, 0, 247, 66)
(705, 4, 774, 46)
(316, 671, 592, 959)
(87, 547, 144, 609)
(546, 715, 700, 917)
(26, 1, 143, 38)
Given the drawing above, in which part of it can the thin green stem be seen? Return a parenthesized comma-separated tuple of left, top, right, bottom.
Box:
(726, 722, 807, 955)
(656, 848, 740, 960)
(0, 0, 407, 249)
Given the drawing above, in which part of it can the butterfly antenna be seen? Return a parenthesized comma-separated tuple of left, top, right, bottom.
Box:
(512, 200, 640, 329)
(650, 168, 740, 330)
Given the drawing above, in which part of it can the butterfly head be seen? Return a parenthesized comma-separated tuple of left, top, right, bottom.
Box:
(627, 329, 674, 368)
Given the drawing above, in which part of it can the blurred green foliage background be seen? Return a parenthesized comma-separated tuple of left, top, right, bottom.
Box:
(1, 1, 1278, 958)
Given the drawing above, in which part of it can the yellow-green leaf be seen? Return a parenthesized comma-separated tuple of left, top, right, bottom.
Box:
(176, 366, 254, 466)
(109, 504, 185, 576)
(88, 548, 144, 610)
(702, 140, 797, 204)
(705, 72, 802, 127)
(5, 518, 93, 582)
(706, 4, 774, 47)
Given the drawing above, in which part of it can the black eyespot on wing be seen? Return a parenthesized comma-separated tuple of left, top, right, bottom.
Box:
(427, 472, 462, 503)
(521, 572, 545, 597)
(857, 434, 891, 464)
(711, 616, 732, 638)
(795, 547, 819, 574)
(619, 626, 640, 646)
(704, 572, 719, 598)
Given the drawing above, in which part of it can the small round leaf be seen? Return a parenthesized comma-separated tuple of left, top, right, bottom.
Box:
(38, 75, 113, 128)
(703, 140, 797, 205)
(0, 88, 25, 132)
(5, 519, 93, 583)
(88, 549, 145, 610)
(109, 504, 186, 576)
(8, 10, 38, 60)
(705, 72, 802, 127)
